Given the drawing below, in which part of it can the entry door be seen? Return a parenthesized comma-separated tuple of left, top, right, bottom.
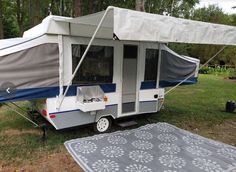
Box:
(139, 43, 160, 113)
(122, 45, 138, 114)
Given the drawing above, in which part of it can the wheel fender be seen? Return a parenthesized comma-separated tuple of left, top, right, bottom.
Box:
(95, 114, 115, 122)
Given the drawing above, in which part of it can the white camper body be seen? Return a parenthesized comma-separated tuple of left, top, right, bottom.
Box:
(40, 36, 198, 130)
(4, 6, 236, 131)
(43, 38, 167, 130)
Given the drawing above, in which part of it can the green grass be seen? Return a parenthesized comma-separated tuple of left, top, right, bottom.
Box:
(156, 75, 236, 125)
(0, 74, 236, 165)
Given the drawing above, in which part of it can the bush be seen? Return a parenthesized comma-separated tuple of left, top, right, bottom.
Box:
(199, 66, 210, 74)
(229, 69, 236, 79)
(199, 66, 235, 78)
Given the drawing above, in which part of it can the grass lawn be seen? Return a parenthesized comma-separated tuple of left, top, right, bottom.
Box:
(0, 74, 236, 171)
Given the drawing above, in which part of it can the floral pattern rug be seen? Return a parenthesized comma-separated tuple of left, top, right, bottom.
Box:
(64, 123, 236, 172)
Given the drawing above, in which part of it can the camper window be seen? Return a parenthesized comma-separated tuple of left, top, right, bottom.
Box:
(72, 44, 114, 84)
(144, 49, 159, 81)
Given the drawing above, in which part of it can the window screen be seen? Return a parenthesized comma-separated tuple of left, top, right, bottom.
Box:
(123, 45, 138, 59)
(72, 44, 114, 84)
(144, 49, 159, 81)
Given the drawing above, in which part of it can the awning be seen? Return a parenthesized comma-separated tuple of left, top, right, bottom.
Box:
(112, 7, 236, 45)
(23, 7, 236, 45)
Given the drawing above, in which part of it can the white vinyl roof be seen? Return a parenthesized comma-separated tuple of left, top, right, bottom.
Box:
(22, 6, 236, 45)
(0, 37, 33, 50)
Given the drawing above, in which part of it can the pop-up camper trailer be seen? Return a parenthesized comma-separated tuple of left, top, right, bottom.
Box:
(1, 6, 236, 132)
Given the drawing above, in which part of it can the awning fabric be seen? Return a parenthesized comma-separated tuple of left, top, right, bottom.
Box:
(112, 7, 236, 45)
(23, 7, 236, 45)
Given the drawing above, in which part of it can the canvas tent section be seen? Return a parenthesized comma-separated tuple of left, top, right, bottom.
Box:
(140, 44, 199, 90)
(0, 43, 59, 88)
(0, 35, 60, 102)
(159, 45, 199, 87)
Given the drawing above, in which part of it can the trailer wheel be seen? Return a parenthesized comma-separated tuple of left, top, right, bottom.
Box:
(94, 117, 112, 133)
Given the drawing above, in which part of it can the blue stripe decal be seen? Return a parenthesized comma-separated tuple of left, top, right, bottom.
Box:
(0, 87, 60, 103)
(50, 109, 81, 115)
(139, 100, 157, 103)
(159, 77, 198, 87)
(0, 83, 116, 103)
(140, 77, 197, 89)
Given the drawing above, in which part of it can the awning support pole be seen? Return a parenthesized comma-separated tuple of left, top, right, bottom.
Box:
(165, 45, 227, 95)
(58, 35, 64, 97)
(4, 103, 39, 127)
(56, 6, 113, 110)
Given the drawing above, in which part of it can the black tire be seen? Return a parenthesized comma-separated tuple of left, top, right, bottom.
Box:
(94, 116, 112, 133)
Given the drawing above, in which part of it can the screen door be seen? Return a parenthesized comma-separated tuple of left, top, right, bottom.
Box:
(122, 45, 138, 114)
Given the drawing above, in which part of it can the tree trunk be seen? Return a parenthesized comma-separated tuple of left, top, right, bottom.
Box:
(49, 0, 55, 15)
(33, 0, 40, 26)
(60, 0, 64, 16)
(136, 0, 146, 12)
(16, 0, 24, 36)
(170, 0, 175, 16)
(28, 0, 34, 27)
(88, 0, 93, 14)
(73, 0, 82, 17)
(88, 0, 99, 14)
(0, 0, 4, 39)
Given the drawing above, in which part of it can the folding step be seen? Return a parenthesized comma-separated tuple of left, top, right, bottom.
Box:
(117, 121, 138, 128)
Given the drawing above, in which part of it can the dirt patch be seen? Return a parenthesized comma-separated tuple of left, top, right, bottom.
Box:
(0, 149, 83, 172)
(1, 129, 40, 137)
(181, 118, 236, 147)
(203, 120, 236, 147)
(224, 78, 236, 83)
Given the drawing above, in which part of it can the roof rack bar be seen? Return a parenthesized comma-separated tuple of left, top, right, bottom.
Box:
(56, 6, 113, 110)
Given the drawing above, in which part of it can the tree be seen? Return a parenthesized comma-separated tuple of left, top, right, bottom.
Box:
(146, 0, 199, 17)
(16, 0, 26, 36)
(73, 0, 82, 17)
(136, 0, 146, 12)
(33, 0, 41, 26)
(2, 1, 19, 38)
(0, 0, 3, 39)
(192, 5, 230, 24)
(59, 0, 64, 16)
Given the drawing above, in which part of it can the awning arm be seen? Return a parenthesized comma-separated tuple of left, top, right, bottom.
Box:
(56, 6, 113, 110)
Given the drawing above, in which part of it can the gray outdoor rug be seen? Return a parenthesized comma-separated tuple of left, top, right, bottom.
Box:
(64, 123, 236, 172)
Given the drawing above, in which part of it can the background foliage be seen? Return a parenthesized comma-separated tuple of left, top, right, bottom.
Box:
(0, 0, 236, 65)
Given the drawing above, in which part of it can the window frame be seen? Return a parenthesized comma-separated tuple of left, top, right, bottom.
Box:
(71, 43, 114, 85)
(144, 48, 159, 82)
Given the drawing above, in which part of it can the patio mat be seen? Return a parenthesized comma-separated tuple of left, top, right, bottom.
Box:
(65, 123, 236, 172)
